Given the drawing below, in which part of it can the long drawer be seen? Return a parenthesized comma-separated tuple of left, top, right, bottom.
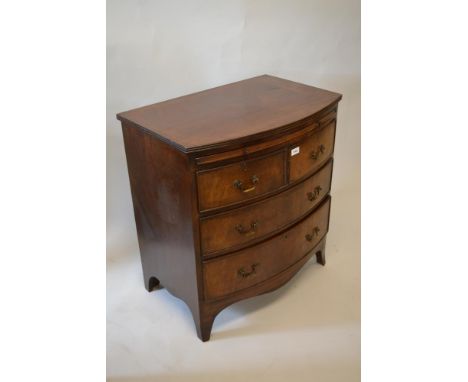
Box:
(200, 159, 333, 257)
(203, 196, 331, 300)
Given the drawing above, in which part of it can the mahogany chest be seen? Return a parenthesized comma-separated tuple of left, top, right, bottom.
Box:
(117, 75, 342, 341)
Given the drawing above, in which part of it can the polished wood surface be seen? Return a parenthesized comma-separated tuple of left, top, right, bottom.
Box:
(198, 237, 327, 342)
(197, 150, 286, 211)
(117, 75, 341, 153)
(289, 119, 336, 181)
(117, 75, 341, 341)
(203, 197, 331, 300)
(121, 124, 203, 330)
(200, 160, 333, 256)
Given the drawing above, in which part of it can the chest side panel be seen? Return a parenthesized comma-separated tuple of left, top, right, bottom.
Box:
(121, 122, 200, 312)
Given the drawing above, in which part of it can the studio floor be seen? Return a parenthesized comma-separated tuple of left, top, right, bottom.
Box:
(106, 181, 360, 382)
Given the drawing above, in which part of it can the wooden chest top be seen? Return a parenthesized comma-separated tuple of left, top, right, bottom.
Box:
(116, 75, 341, 153)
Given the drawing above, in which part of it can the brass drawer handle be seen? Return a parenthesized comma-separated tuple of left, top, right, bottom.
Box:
(307, 186, 322, 201)
(310, 144, 326, 160)
(238, 263, 260, 278)
(233, 175, 259, 193)
(235, 221, 258, 236)
(305, 227, 320, 241)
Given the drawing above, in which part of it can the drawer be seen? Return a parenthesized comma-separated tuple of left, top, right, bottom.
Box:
(289, 118, 336, 181)
(197, 150, 286, 211)
(200, 159, 333, 256)
(203, 197, 331, 300)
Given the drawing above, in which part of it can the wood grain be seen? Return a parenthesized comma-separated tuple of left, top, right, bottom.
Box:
(289, 120, 336, 181)
(203, 197, 331, 300)
(117, 75, 341, 153)
(117, 75, 341, 341)
(200, 159, 333, 256)
(197, 150, 286, 211)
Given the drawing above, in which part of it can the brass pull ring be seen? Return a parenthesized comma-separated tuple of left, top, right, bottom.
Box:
(233, 175, 259, 193)
(307, 186, 322, 201)
(238, 263, 260, 278)
(305, 227, 321, 241)
(235, 221, 258, 236)
(310, 144, 326, 160)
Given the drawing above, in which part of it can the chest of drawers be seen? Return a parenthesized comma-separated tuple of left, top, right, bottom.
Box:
(117, 75, 342, 341)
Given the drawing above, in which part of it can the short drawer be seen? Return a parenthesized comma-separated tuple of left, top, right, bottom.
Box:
(203, 197, 331, 300)
(200, 159, 333, 256)
(197, 150, 286, 211)
(289, 118, 336, 181)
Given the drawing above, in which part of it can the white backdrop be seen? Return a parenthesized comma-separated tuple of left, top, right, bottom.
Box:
(107, 1, 360, 380)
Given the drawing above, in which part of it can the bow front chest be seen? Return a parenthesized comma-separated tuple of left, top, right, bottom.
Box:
(117, 75, 342, 341)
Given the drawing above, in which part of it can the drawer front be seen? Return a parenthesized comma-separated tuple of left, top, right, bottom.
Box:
(289, 119, 336, 181)
(197, 150, 286, 211)
(200, 160, 333, 256)
(203, 197, 331, 300)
